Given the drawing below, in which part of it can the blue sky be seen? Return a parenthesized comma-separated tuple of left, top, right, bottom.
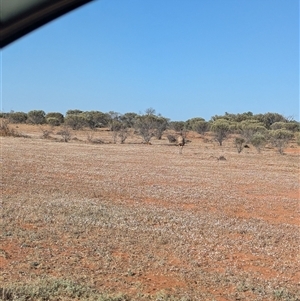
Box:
(1, 0, 299, 121)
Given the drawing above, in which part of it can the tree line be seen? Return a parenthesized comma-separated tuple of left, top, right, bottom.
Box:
(1, 109, 299, 153)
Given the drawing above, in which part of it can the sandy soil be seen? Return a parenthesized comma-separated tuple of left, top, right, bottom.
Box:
(1, 125, 299, 300)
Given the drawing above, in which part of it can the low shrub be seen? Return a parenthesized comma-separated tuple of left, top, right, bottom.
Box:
(0, 120, 23, 137)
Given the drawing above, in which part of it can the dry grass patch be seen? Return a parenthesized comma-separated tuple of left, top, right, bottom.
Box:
(1, 134, 299, 301)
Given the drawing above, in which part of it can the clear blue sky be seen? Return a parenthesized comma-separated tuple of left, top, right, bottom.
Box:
(1, 0, 299, 121)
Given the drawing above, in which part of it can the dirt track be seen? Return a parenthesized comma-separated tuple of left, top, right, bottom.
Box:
(1, 129, 299, 300)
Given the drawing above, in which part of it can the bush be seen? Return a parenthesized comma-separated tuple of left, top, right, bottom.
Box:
(119, 112, 138, 128)
(185, 117, 205, 130)
(270, 129, 294, 154)
(239, 120, 267, 143)
(46, 112, 64, 125)
(27, 110, 46, 124)
(153, 116, 169, 140)
(251, 132, 267, 153)
(192, 120, 209, 135)
(118, 127, 130, 144)
(169, 121, 185, 132)
(66, 109, 83, 116)
(57, 126, 71, 142)
(46, 117, 61, 126)
(285, 121, 300, 132)
(210, 119, 230, 146)
(134, 115, 157, 143)
(83, 111, 110, 129)
(40, 127, 53, 139)
(65, 114, 87, 130)
(8, 111, 28, 123)
(0, 119, 17, 136)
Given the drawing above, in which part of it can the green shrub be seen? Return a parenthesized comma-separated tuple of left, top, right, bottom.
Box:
(27, 110, 46, 124)
(270, 129, 294, 154)
(210, 119, 230, 146)
(46, 117, 60, 126)
(8, 112, 28, 123)
(45, 112, 64, 125)
(251, 132, 267, 153)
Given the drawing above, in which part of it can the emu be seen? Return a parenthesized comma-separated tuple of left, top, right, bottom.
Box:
(177, 134, 185, 154)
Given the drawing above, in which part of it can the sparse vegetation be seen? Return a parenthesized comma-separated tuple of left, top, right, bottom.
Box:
(118, 126, 130, 144)
(57, 125, 72, 142)
(0, 119, 26, 137)
(2, 124, 299, 300)
(39, 125, 53, 139)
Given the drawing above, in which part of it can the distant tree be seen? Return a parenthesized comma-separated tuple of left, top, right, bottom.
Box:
(107, 112, 128, 143)
(153, 116, 169, 140)
(210, 113, 231, 122)
(234, 112, 254, 122)
(120, 112, 139, 128)
(269, 129, 294, 154)
(255, 112, 287, 129)
(64, 114, 87, 130)
(239, 120, 267, 143)
(107, 111, 121, 131)
(251, 133, 267, 153)
(192, 120, 209, 135)
(210, 119, 231, 146)
(66, 109, 83, 116)
(46, 117, 60, 126)
(210, 112, 252, 122)
(134, 114, 157, 143)
(8, 112, 28, 123)
(27, 110, 46, 124)
(185, 117, 205, 130)
(270, 121, 299, 132)
(169, 121, 185, 132)
(145, 107, 156, 116)
(83, 111, 110, 129)
(46, 112, 64, 125)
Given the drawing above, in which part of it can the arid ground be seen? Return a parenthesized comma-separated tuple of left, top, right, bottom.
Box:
(1, 125, 299, 300)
